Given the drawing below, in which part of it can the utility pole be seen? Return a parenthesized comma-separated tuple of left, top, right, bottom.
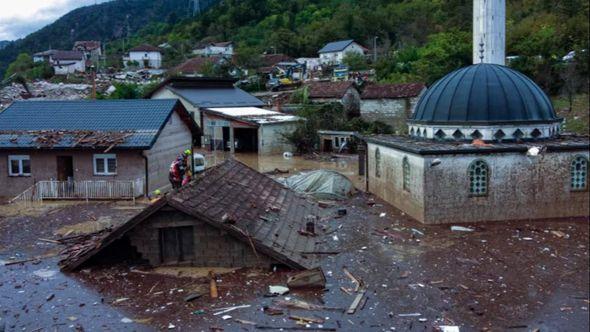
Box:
(373, 36, 378, 63)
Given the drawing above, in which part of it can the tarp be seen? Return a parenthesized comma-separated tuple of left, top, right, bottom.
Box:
(280, 170, 353, 200)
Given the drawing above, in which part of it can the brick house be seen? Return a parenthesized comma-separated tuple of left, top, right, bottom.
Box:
(59, 159, 322, 271)
(0, 99, 198, 198)
(360, 82, 426, 130)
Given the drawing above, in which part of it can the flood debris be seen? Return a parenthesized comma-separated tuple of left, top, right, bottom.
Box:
(183, 293, 203, 302)
(289, 315, 325, 324)
(212, 305, 251, 316)
(268, 285, 290, 295)
(450, 226, 474, 232)
(347, 289, 367, 314)
(287, 268, 326, 289)
(209, 271, 219, 299)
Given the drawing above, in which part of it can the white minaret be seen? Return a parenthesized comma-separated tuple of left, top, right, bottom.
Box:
(473, 0, 506, 65)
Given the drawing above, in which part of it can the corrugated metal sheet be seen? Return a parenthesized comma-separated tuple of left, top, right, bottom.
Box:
(318, 39, 354, 53)
(168, 86, 264, 108)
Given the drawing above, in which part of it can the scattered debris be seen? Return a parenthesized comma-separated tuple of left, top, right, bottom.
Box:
(209, 271, 218, 299)
(450, 226, 474, 232)
(212, 305, 251, 316)
(263, 306, 284, 316)
(436, 326, 460, 332)
(398, 313, 421, 317)
(269, 285, 290, 295)
(184, 293, 203, 302)
(287, 268, 326, 289)
(120, 317, 133, 324)
(347, 289, 366, 314)
(289, 315, 325, 324)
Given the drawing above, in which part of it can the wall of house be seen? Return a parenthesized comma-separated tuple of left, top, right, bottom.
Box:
(0, 150, 145, 197)
(53, 60, 86, 75)
(127, 208, 274, 268)
(421, 151, 590, 224)
(319, 43, 365, 65)
(361, 96, 420, 130)
(258, 122, 297, 155)
(144, 111, 193, 193)
(128, 51, 162, 69)
(366, 143, 426, 222)
(151, 89, 202, 130)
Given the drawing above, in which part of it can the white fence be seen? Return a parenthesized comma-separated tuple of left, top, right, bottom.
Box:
(11, 178, 144, 204)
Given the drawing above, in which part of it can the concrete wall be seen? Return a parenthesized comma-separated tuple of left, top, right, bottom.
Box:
(319, 43, 365, 65)
(127, 208, 274, 268)
(259, 122, 297, 155)
(52, 60, 86, 75)
(128, 51, 162, 69)
(422, 151, 590, 224)
(0, 150, 145, 197)
(151, 88, 202, 129)
(360, 96, 420, 130)
(366, 143, 426, 222)
(144, 111, 193, 193)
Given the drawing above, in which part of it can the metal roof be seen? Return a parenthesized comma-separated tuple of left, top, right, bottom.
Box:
(318, 39, 356, 53)
(205, 107, 301, 125)
(411, 64, 560, 125)
(168, 86, 265, 108)
(0, 99, 186, 149)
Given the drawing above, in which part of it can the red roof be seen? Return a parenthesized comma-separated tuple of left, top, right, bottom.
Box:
(129, 44, 162, 52)
(307, 81, 355, 99)
(361, 83, 425, 99)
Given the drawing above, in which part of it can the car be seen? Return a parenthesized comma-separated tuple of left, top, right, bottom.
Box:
(193, 153, 206, 173)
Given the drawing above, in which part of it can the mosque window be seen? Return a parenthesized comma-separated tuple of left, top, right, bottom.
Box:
(452, 129, 465, 140)
(493, 129, 506, 141)
(410, 127, 415, 136)
(469, 160, 489, 196)
(531, 128, 542, 138)
(513, 129, 524, 140)
(402, 157, 410, 191)
(434, 129, 446, 140)
(375, 148, 381, 178)
(571, 156, 588, 191)
(470, 130, 483, 140)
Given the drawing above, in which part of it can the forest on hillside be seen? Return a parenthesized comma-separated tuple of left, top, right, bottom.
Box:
(106, 0, 588, 94)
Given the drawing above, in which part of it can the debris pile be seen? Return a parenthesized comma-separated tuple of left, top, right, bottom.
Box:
(0, 130, 134, 151)
(0, 81, 91, 109)
(57, 229, 112, 269)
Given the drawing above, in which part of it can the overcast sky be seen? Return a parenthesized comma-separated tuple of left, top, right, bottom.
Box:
(0, 0, 110, 41)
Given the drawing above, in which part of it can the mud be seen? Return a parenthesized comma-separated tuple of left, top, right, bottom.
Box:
(0, 185, 588, 331)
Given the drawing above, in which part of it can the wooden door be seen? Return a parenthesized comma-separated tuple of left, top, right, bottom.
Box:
(159, 227, 195, 264)
(56, 156, 74, 181)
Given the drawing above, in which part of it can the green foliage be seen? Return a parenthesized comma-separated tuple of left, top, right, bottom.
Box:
(4, 53, 53, 80)
(342, 52, 368, 71)
(99, 83, 142, 100)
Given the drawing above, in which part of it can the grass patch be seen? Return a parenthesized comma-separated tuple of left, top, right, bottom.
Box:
(552, 93, 589, 135)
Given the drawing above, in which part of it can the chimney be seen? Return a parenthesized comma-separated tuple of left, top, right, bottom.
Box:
(473, 0, 506, 65)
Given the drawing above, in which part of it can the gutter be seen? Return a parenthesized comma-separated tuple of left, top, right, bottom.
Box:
(141, 151, 149, 195)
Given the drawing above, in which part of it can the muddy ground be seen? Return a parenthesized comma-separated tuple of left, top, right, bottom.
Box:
(0, 191, 588, 332)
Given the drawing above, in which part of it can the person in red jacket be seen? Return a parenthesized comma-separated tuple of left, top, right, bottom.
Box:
(169, 155, 186, 189)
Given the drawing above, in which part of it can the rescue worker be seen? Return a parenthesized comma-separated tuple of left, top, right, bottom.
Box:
(169, 155, 185, 189)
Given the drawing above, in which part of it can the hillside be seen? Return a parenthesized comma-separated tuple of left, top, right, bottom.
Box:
(0, 0, 210, 77)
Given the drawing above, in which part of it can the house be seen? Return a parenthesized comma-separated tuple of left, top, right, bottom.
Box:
(50, 51, 86, 75)
(296, 57, 321, 73)
(201, 107, 301, 154)
(171, 56, 226, 76)
(147, 77, 265, 144)
(318, 130, 356, 153)
(0, 99, 199, 198)
(73, 41, 102, 63)
(306, 81, 360, 116)
(318, 39, 367, 66)
(33, 50, 57, 63)
(124, 44, 163, 69)
(59, 158, 322, 271)
(360, 82, 426, 129)
(192, 41, 234, 57)
(358, 0, 589, 224)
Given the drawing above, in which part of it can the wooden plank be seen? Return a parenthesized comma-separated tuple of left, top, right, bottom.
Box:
(347, 289, 366, 314)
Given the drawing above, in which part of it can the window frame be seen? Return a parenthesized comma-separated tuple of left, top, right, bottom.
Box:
(468, 159, 490, 197)
(402, 157, 410, 192)
(93, 154, 117, 176)
(570, 155, 588, 192)
(8, 155, 31, 177)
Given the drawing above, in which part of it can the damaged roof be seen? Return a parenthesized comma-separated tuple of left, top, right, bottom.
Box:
(307, 81, 356, 99)
(0, 99, 197, 150)
(204, 107, 302, 125)
(361, 83, 426, 99)
(60, 159, 324, 271)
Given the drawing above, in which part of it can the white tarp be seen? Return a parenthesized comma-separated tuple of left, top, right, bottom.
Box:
(280, 170, 353, 200)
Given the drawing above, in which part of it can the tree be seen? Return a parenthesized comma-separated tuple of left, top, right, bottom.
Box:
(414, 31, 471, 84)
(5, 53, 34, 79)
(342, 52, 368, 71)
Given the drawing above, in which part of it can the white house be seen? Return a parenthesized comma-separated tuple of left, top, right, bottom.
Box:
(50, 51, 86, 75)
(193, 41, 234, 58)
(124, 44, 163, 69)
(318, 40, 367, 66)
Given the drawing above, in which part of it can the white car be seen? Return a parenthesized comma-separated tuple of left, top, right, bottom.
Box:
(193, 153, 206, 173)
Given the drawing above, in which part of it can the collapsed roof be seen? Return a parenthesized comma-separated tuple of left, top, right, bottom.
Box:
(59, 159, 325, 271)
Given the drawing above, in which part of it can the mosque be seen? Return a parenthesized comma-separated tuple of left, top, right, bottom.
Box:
(359, 0, 589, 224)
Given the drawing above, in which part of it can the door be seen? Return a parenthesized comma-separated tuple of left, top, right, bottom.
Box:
(323, 139, 333, 152)
(159, 226, 195, 264)
(56, 156, 74, 181)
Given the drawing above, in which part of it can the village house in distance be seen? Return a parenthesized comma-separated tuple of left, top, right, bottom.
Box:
(318, 39, 367, 66)
(358, 0, 589, 224)
(0, 99, 198, 198)
(123, 44, 163, 69)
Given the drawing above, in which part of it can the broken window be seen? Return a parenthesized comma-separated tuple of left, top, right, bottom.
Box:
(159, 226, 195, 264)
(571, 156, 588, 191)
(94, 154, 117, 176)
(8, 155, 31, 176)
(469, 160, 489, 196)
(375, 148, 381, 178)
(402, 157, 410, 191)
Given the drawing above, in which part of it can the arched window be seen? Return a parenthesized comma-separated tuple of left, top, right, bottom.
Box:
(402, 157, 410, 191)
(469, 160, 489, 196)
(375, 148, 381, 178)
(571, 156, 588, 191)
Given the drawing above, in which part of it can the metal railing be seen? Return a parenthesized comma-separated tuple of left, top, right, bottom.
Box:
(10, 178, 144, 204)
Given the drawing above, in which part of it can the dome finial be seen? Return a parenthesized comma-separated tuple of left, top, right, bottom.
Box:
(479, 38, 485, 63)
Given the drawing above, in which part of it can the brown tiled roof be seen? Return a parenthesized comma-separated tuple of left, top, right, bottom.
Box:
(212, 41, 233, 47)
(129, 44, 161, 52)
(307, 81, 355, 99)
(361, 83, 426, 99)
(51, 51, 85, 61)
(73, 41, 101, 51)
(173, 56, 223, 74)
(59, 159, 323, 271)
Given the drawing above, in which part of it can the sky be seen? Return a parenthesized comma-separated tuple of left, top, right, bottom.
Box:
(0, 0, 110, 41)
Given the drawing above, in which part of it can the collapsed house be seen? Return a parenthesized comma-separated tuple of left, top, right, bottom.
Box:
(0, 99, 198, 198)
(59, 159, 323, 271)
